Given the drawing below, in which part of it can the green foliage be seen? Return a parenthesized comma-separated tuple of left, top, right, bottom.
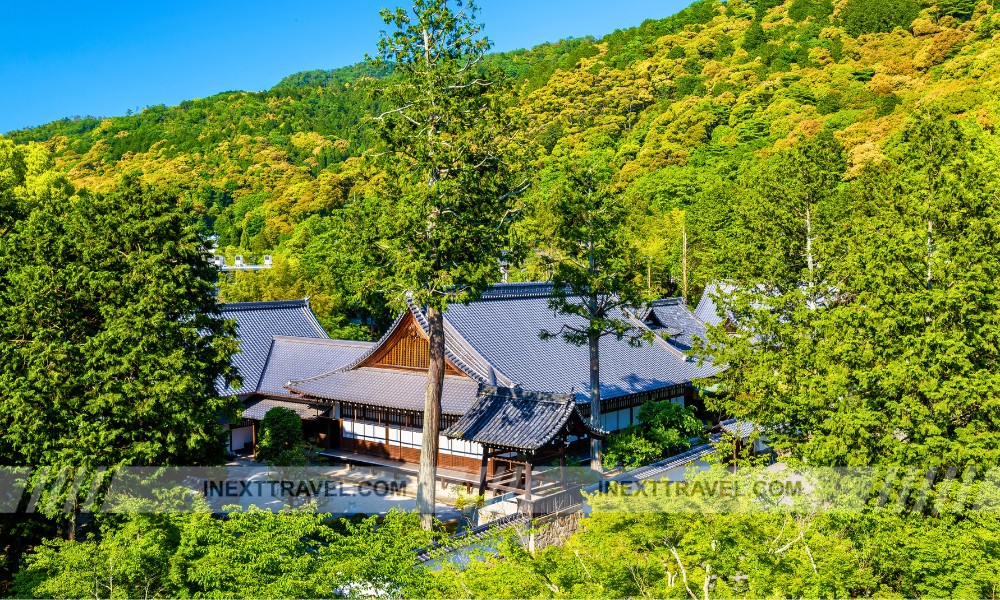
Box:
(0, 155, 238, 470)
(255, 407, 307, 466)
(538, 153, 653, 349)
(875, 92, 902, 117)
(839, 0, 920, 36)
(423, 468, 1000, 598)
(272, 61, 392, 89)
(742, 19, 767, 51)
(937, 0, 978, 20)
(817, 91, 842, 114)
(675, 74, 706, 97)
(6, 2, 1000, 593)
(12, 507, 435, 599)
(604, 401, 704, 468)
(599, 0, 721, 69)
(788, 0, 834, 21)
(357, 0, 527, 312)
(11, 513, 182, 599)
(487, 37, 598, 94)
(536, 153, 656, 468)
(699, 113, 1000, 468)
(7, 0, 995, 341)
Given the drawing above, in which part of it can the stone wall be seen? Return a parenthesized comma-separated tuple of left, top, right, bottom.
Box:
(526, 508, 584, 553)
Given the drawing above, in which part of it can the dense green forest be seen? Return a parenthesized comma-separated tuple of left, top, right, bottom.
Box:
(8, 0, 1000, 338)
(4, 0, 1000, 596)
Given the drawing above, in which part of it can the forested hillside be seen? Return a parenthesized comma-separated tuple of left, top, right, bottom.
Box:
(6, 0, 999, 337)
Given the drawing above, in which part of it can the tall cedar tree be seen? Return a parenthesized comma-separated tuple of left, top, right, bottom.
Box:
(363, 0, 526, 528)
(539, 154, 652, 472)
(0, 158, 239, 473)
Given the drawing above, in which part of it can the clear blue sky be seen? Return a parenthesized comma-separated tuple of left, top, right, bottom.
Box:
(0, 1, 689, 134)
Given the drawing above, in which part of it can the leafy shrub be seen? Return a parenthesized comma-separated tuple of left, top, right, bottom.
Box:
(715, 34, 736, 58)
(256, 407, 307, 466)
(538, 122, 563, 154)
(785, 84, 817, 105)
(684, 58, 705, 75)
(737, 119, 771, 142)
(851, 67, 876, 82)
(676, 75, 707, 98)
(713, 81, 738, 96)
(603, 401, 705, 469)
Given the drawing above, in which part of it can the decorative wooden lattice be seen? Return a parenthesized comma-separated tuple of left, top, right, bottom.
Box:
(376, 324, 429, 369)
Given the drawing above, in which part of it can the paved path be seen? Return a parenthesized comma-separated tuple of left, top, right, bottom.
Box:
(215, 461, 465, 522)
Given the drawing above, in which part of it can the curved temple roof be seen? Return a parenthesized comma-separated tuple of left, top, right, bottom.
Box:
(438, 284, 719, 402)
(218, 300, 329, 397)
(285, 282, 720, 415)
(444, 386, 606, 453)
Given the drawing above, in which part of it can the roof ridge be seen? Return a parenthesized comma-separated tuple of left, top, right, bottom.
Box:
(286, 365, 470, 388)
(473, 281, 556, 301)
(444, 385, 604, 452)
(482, 385, 574, 405)
(252, 338, 280, 393)
(220, 299, 309, 311)
(622, 308, 693, 363)
(650, 297, 683, 306)
(271, 336, 375, 347)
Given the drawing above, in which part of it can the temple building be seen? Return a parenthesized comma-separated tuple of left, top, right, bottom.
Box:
(220, 283, 719, 486)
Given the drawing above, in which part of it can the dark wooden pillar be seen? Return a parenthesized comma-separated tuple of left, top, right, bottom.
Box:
(478, 446, 490, 496)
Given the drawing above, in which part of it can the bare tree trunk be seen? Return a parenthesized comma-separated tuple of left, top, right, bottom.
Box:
(805, 204, 815, 308)
(418, 306, 445, 531)
(926, 217, 933, 291)
(681, 224, 688, 302)
(588, 326, 602, 474)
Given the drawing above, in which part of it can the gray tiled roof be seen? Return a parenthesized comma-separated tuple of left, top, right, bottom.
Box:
(287, 368, 481, 414)
(243, 398, 328, 420)
(693, 282, 731, 327)
(641, 298, 708, 351)
(218, 300, 329, 396)
(693, 281, 832, 328)
(256, 337, 374, 397)
(444, 386, 605, 452)
(713, 418, 759, 441)
(440, 284, 720, 403)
